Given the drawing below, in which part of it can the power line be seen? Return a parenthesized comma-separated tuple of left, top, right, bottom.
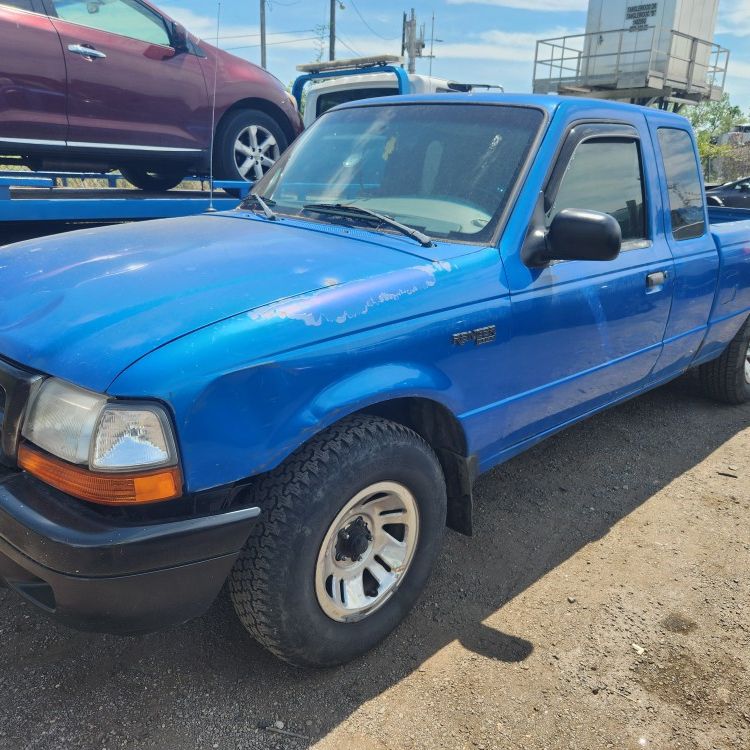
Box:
(336, 34, 361, 57)
(225, 36, 320, 51)
(349, 0, 399, 41)
(218, 28, 316, 41)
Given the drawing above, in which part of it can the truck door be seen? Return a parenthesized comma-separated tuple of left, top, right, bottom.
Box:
(44, 0, 208, 151)
(647, 122, 719, 380)
(496, 122, 674, 449)
(0, 1, 68, 145)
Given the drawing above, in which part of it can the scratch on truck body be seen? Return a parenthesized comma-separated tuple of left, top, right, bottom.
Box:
(250, 261, 453, 327)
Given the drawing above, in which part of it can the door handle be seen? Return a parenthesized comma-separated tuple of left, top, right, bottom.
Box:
(646, 271, 668, 288)
(68, 44, 107, 60)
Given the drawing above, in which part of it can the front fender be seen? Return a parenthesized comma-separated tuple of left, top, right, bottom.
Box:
(109, 248, 505, 493)
(115, 356, 458, 493)
(309, 363, 454, 422)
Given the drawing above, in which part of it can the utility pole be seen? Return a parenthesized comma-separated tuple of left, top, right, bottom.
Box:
(329, 0, 336, 61)
(259, 0, 267, 69)
(403, 8, 425, 74)
(401, 11, 407, 60)
(428, 12, 435, 77)
(407, 9, 416, 73)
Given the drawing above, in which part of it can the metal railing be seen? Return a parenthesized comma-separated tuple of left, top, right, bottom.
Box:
(533, 26, 729, 98)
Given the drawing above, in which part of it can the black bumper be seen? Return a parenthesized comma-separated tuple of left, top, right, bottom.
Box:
(0, 471, 259, 634)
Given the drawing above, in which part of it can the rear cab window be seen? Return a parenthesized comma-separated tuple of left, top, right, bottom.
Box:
(315, 88, 398, 118)
(657, 128, 707, 241)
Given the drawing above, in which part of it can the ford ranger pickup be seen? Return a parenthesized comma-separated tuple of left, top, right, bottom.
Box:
(0, 94, 749, 667)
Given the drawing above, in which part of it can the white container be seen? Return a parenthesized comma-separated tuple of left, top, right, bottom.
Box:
(581, 0, 719, 91)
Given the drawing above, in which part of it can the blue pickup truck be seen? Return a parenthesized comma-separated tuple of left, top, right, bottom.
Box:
(1, 94, 749, 667)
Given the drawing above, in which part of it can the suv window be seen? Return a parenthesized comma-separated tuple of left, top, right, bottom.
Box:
(550, 138, 646, 242)
(1, 1, 36, 10)
(657, 128, 706, 241)
(50, 0, 170, 46)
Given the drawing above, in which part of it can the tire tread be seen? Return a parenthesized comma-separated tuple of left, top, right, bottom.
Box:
(697, 316, 750, 405)
(229, 415, 438, 664)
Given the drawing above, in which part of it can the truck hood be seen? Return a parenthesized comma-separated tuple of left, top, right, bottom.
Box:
(0, 214, 422, 392)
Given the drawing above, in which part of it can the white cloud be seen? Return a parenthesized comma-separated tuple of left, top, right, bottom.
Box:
(437, 27, 581, 63)
(717, 0, 750, 38)
(446, 0, 588, 11)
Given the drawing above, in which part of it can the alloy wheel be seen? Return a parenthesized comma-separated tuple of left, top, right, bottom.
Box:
(233, 124, 280, 181)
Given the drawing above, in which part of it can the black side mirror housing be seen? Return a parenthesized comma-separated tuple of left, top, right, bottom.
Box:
(523, 205, 622, 267)
(547, 208, 622, 262)
(171, 22, 190, 53)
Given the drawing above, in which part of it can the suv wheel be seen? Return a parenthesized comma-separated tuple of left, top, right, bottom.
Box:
(229, 415, 447, 667)
(120, 166, 185, 192)
(214, 108, 287, 185)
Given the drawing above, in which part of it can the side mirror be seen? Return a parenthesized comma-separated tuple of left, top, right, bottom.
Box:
(546, 208, 622, 263)
(171, 22, 189, 53)
(524, 207, 622, 267)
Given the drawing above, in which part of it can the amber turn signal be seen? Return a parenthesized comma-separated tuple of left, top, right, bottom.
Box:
(18, 443, 182, 505)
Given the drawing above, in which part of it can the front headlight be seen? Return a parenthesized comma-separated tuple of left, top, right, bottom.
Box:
(20, 378, 181, 506)
(22, 378, 177, 471)
(285, 89, 299, 110)
(22, 379, 106, 466)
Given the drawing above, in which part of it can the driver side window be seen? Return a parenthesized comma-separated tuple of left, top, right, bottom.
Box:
(49, 0, 170, 46)
(549, 138, 647, 243)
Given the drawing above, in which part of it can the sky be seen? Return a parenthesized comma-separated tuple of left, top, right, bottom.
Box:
(161, 0, 750, 113)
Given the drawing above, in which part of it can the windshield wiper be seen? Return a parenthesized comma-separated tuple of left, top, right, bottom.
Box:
(244, 193, 278, 221)
(302, 203, 434, 248)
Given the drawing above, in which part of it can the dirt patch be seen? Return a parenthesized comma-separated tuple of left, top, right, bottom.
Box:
(634, 646, 745, 717)
(661, 612, 699, 634)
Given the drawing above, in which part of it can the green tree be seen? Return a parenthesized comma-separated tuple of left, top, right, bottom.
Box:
(686, 94, 744, 179)
(688, 93, 743, 136)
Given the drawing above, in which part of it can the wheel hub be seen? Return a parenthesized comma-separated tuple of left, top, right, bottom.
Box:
(233, 124, 280, 182)
(315, 481, 420, 623)
(335, 517, 373, 563)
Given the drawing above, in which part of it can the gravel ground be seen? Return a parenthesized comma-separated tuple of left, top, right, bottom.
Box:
(1, 378, 748, 750)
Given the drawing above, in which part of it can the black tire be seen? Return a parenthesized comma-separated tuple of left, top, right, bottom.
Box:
(213, 108, 288, 187)
(229, 415, 447, 668)
(697, 315, 750, 404)
(120, 166, 185, 192)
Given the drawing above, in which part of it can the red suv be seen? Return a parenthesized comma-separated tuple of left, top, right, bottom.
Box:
(0, 0, 303, 190)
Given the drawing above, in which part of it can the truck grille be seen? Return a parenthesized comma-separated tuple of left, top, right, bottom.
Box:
(0, 358, 43, 466)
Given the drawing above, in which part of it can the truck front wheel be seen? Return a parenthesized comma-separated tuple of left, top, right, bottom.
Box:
(229, 415, 447, 667)
(697, 315, 750, 404)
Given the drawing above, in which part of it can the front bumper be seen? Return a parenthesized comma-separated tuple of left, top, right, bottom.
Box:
(0, 469, 259, 634)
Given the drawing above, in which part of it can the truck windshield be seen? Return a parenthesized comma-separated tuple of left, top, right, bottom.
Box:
(253, 103, 544, 244)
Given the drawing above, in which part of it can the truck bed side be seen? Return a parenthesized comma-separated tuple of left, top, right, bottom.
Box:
(693, 207, 750, 366)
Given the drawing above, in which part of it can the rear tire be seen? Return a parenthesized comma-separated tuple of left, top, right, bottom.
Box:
(120, 166, 185, 192)
(229, 415, 446, 668)
(213, 108, 287, 187)
(697, 316, 750, 404)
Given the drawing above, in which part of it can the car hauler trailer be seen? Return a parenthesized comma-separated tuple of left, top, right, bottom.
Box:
(0, 172, 250, 245)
